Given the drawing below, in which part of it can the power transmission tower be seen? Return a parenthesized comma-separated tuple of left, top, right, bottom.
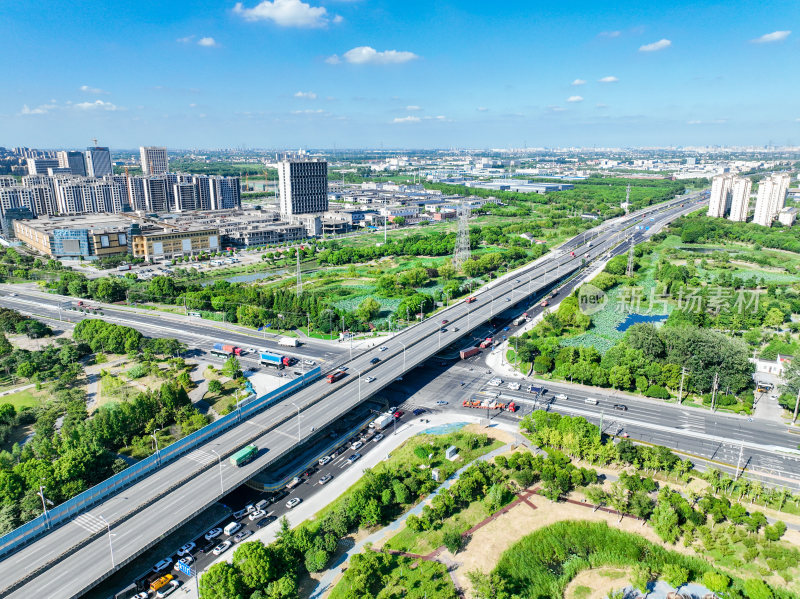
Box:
(296, 250, 302, 294)
(453, 204, 471, 271)
(623, 184, 631, 214)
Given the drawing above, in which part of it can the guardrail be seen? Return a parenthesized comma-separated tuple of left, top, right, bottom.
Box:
(0, 367, 322, 559)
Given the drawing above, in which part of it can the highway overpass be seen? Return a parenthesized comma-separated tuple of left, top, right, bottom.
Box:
(0, 194, 705, 598)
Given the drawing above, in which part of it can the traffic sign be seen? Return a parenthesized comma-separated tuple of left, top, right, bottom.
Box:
(177, 560, 193, 577)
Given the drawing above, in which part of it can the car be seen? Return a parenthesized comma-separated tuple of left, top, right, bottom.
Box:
(212, 541, 231, 556)
(303, 359, 316, 365)
(249, 509, 266, 521)
(257, 515, 277, 527)
(440, 327, 447, 332)
(373, 433, 384, 442)
(319, 473, 333, 485)
(156, 580, 181, 598)
(8, 293, 16, 297)
(388, 406, 397, 412)
(379, 346, 388, 351)
(233, 530, 252, 543)
(503, 327, 510, 332)
(613, 404, 628, 411)
(176, 542, 195, 557)
(286, 497, 302, 509)
(370, 357, 381, 364)
(152, 558, 173, 573)
(233, 508, 249, 520)
(318, 455, 331, 466)
(506, 298, 511, 302)
(174, 556, 194, 571)
(339, 366, 349, 371)
(204, 528, 222, 541)
(350, 440, 363, 451)
(346, 453, 361, 464)
(488, 378, 502, 387)
(454, 327, 460, 331)
(365, 376, 376, 383)
(508, 382, 520, 390)
(412, 408, 426, 416)
(393, 410, 404, 418)
(435, 400, 448, 405)
(555, 393, 567, 400)
(134, 593, 149, 599)
(441, 319, 449, 325)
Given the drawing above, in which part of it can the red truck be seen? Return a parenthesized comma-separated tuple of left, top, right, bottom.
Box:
(212, 343, 242, 357)
(326, 370, 347, 383)
(465, 297, 477, 304)
(479, 337, 493, 349)
(460, 347, 480, 359)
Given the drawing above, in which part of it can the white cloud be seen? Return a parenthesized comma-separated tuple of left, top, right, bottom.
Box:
(639, 38, 671, 52)
(751, 30, 791, 43)
(598, 76, 619, 83)
(197, 37, 218, 47)
(291, 108, 325, 114)
(571, 79, 586, 86)
(476, 106, 489, 112)
(177, 35, 195, 43)
(549, 106, 567, 112)
(687, 119, 727, 125)
(294, 91, 318, 99)
(566, 95, 584, 103)
(80, 85, 108, 94)
(599, 30, 621, 38)
(233, 0, 338, 28)
(75, 99, 119, 111)
(393, 116, 421, 123)
(328, 46, 419, 65)
(19, 103, 56, 115)
(406, 105, 422, 111)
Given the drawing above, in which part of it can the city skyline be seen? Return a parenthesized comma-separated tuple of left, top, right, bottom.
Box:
(2, 0, 798, 148)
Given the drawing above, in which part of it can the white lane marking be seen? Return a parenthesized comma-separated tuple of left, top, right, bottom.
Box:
(73, 512, 107, 534)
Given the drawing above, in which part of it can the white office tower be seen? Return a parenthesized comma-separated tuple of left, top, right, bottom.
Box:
(139, 146, 168, 175)
(26, 158, 59, 176)
(278, 159, 328, 216)
(56, 151, 87, 176)
(727, 177, 752, 222)
(753, 173, 791, 227)
(85, 147, 112, 178)
(707, 174, 732, 218)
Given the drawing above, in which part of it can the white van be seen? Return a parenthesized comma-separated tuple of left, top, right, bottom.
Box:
(254, 499, 268, 511)
(223, 522, 242, 536)
(584, 398, 599, 405)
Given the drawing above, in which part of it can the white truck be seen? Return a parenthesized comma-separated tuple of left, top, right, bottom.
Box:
(278, 337, 300, 347)
(369, 413, 394, 431)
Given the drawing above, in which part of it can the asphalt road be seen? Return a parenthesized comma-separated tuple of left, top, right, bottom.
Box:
(0, 194, 704, 598)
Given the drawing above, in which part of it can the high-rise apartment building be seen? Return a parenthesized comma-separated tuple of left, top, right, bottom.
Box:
(728, 177, 752, 222)
(139, 146, 169, 176)
(707, 174, 733, 218)
(278, 159, 328, 216)
(85, 147, 112, 178)
(172, 182, 198, 212)
(56, 151, 88, 176)
(753, 173, 791, 227)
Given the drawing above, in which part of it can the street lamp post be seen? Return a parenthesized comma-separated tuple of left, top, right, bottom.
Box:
(37, 485, 51, 530)
(152, 428, 163, 467)
(355, 368, 363, 402)
(210, 449, 224, 494)
(290, 401, 301, 441)
(399, 341, 407, 372)
(98, 514, 116, 568)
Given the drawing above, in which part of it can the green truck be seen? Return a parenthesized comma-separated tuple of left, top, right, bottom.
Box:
(229, 444, 258, 467)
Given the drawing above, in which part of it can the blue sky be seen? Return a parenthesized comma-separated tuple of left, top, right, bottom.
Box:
(2, 0, 798, 149)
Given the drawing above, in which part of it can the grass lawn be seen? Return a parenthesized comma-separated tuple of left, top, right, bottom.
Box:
(0, 388, 41, 410)
(385, 498, 494, 555)
(328, 554, 457, 599)
(203, 380, 241, 414)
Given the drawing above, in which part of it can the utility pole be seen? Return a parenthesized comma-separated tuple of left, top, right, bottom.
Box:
(384, 215, 387, 243)
(736, 442, 745, 479)
(710, 372, 719, 412)
(793, 388, 800, 424)
(296, 250, 302, 294)
(678, 367, 686, 404)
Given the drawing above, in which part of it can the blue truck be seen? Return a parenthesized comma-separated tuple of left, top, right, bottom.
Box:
(260, 351, 289, 369)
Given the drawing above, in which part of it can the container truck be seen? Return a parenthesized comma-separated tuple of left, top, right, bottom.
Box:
(465, 296, 477, 304)
(278, 337, 300, 347)
(229, 445, 258, 467)
(259, 351, 290, 369)
(212, 343, 242, 357)
(513, 315, 527, 326)
(327, 370, 347, 383)
(370, 413, 394, 430)
(460, 346, 480, 359)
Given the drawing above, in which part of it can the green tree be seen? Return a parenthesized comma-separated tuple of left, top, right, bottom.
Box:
(438, 261, 456, 280)
(223, 356, 242, 379)
(630, 564, 653, 598)
(743, 579, 774, 599)
(443, 529, 463, 554)
(651, 501, 680, 544)
(199, 562, 246, 599)
(702, 571, 730, 594)
(232, 541, 275, 590)
(208, 379, 223, 394)
(661, 563, 689, 591)
(356, 297, 381, 322)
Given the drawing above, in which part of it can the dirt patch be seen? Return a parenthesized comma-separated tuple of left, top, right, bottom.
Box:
(8, 330, 71, 351)
(452, 494, 692, 596)
(463, 423, 515, 444)
(565, 567, 631, 599)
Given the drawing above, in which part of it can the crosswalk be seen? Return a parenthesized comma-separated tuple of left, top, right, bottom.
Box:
(73, 512, 107, 534)
(185, 449, 218, 466)
(679, 413, 706, 433)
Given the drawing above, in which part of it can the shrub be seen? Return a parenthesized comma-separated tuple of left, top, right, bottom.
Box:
(645, 385, 670, 399)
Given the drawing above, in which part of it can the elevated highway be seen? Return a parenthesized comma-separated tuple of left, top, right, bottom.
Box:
(0, 194, 705, 598)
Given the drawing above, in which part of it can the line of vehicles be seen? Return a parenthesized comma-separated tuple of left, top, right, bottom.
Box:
(209, 340, 302, 371)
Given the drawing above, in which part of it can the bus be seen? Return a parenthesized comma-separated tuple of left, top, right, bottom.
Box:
(327, 370, 347, 384)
